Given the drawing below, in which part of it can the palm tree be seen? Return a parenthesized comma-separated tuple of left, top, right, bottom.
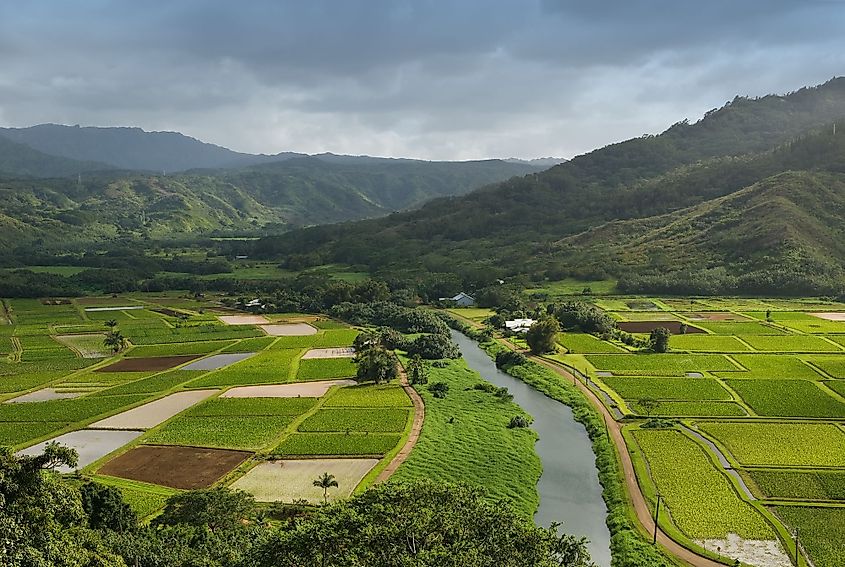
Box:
(312, 472, 338, 504)
(103, 329, 129, 354)
(104, 319, 118, 329)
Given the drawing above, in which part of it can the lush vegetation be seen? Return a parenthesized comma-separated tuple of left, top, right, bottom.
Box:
(632, 429, 775, 539)
(774, 506, 845, 567)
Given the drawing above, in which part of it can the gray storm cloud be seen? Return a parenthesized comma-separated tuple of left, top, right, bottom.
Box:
(0, 0, 843, 160)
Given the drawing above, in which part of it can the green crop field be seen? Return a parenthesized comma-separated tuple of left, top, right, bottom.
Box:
(807, 356, 845, 378)
(323, 384, 412, 407)
(601, 376, 733, 401)
(296, 357, 357, 381)
(632, 429, 775, 539)
(698, 422, 845, 467)
(0, 421, 70, 446)
(669, 335, 752, 352)
(739, 335, 842, 352)
(298, 408, 409, 433)
(389, 357, 541, 516)
(128, 324, 262, 344)
(695, 321, 787, 335)
(273, 433, 401, 456)
(0, 394, 148, 423)
(639, 401, 747, 417)
(271, 329, 359, 349)
(187, 397, 317, 417)
(748, 469, 845, 500)
(726, 379, 845, 417)
(220, 336, 277, 352)
(92, 477, 176, 519)
(143, 415, 295, 450)
(557, 333, 625, 353)
(716, 354, 822, 380)
(745, 311, 845, 334)
(127, 340, 235, 357)
(185, 348, 300, 388)
(773, 506, 845, 567)
(585, 353, 737, 375)
(92, 370, 204, 395)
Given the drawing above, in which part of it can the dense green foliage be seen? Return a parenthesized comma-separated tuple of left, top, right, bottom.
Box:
(250, 79, 845, 295)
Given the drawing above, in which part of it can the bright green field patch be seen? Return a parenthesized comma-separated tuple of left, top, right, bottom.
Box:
(645, 401, 746, 417)
(744, 311, 845, 333)
(187, 397, 317, 417)
(739, 335, 842, 352)
(446, 308, 494, 323)
(53, 334, 110, 358)
(390, 357, 541, 516)
(585, 354, 736, 375)
(92, 477, 175, 519)
(271, 329, 359, 349)
(323, 384, 412, 407)
(824, 380, 845, 398)
(128, 324, 262, 345)
(299, 408, 409, 433)
(312, 319, 351, 330)
(698, 422, 845, 467)
(143, 415, 294, 450)
(221, 336, 276, 353)
(91, 371, 205, 396)
(808, 356, 845, 378)
(695, 321, 787, 335)
(0, 421, 70, 446)
(748, 469, 845, 501)
(185, 349, 300, 388)
(0, 394, 148, 423)
(296, 357, 357, 381)
(773, 506, 845, 567)
(670, 335, 752, 352)
(273, 433, 401, 456)
(127, 340, 235, 358)
(716, 354, 823, 380)
(602, 376, 732, 401)
(632, 429, 775, 539)
(557, 333, 625, 354)
(726, 379, 845, 418)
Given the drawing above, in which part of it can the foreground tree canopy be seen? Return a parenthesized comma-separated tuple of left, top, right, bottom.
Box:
(1, 445, 594, 567)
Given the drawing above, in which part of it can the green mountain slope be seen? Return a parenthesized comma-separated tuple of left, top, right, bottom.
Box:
(0, 157, 543, 245)
(0, 135, 112, 178)
(250, 78, 845, 290)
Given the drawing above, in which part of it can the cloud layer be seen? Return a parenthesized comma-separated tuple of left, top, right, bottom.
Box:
(0, 0, 843, 159)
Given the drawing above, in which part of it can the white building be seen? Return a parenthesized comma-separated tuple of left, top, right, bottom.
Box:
(438, 292, 476, 307)
(505, 318, 535, 333)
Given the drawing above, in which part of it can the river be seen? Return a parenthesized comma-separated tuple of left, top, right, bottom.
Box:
(451, 330, 612, 567)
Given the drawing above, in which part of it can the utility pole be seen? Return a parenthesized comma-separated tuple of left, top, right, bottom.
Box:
(794, 527, 800, 566)
(652, 493, 662, 545)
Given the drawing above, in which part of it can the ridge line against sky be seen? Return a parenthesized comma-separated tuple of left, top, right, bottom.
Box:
(0, 0, 843, 160)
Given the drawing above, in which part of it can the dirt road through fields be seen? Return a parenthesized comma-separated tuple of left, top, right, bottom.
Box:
(375, 367, 425, 482)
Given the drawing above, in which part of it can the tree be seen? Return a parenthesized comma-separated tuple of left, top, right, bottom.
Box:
(155, 486, 255, 533)
(103, 329, 129, 353)
(429, 381, 449, 398)
(313, 472, 339, 504)
(407, 354, 428, 385)
(247, 480, 594, 567)
(80, 481, 137, 532)
(104, 319, 118, 329)
(526, 316, 560, 354)
(354, 346, 398, 384)
(679, 322, 688, 335)
(649, 327, 672, 353)
(406, 332, 460, 359)
(636, 397, 660, 417)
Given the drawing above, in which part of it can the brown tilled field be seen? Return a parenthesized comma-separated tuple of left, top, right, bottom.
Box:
(98, 445, 251, 489)
(617, 321, 705, 334)
(95, 355, 200, 372)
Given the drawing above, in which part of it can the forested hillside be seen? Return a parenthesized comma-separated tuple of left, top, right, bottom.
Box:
(251, 78, 845, 294)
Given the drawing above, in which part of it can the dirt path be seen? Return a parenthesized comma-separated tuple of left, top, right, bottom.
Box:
(375, 366, 425, 482)
(532, 356, 724, 567)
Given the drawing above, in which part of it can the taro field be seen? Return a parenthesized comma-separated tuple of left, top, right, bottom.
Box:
(0, 293, 420, 518)
(544, 295, 845, 566)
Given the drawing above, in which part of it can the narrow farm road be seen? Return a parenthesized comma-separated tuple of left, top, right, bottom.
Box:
(375, 366, 425, 482)
(532, 356, 725, 567)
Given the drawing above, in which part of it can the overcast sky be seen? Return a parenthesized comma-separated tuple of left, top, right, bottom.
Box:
(0, 1, 843, 160)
